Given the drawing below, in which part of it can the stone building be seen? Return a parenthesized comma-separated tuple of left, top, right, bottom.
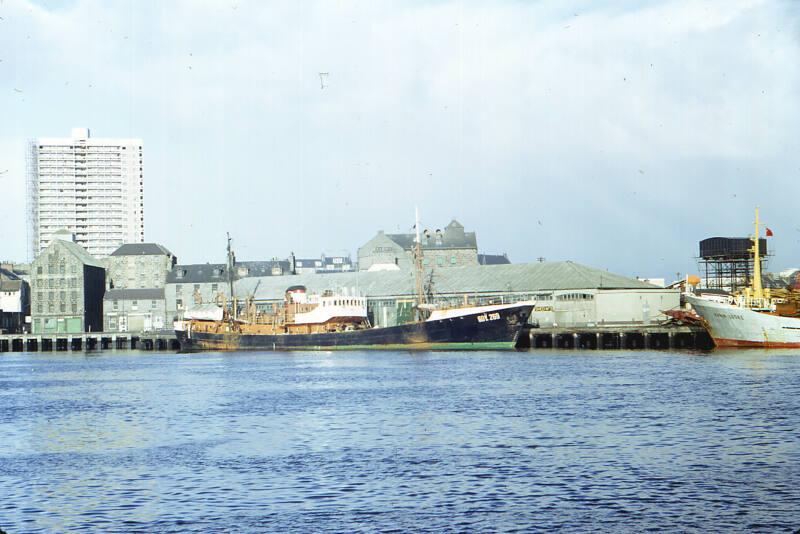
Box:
(30, 239, 105, 333)
(164, 259, 293, 320)
(0, 267, 29, 333)
(103, 288, 167, 332)
(358, 220, 479, 271)
(106, 243, 176, 289)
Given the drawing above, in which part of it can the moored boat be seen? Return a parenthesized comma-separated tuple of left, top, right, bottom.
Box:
(175, 296, 534, 351)
(685, 294, 800, 348)
(686, 208, 800, 348)
(175, 212, 534, 351)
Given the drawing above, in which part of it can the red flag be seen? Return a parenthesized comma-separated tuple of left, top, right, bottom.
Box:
(766, 228, 774, 237)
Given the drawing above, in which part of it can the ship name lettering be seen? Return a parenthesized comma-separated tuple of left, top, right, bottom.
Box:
(713, 312, 744, 321)
(478, 312, 501, 323)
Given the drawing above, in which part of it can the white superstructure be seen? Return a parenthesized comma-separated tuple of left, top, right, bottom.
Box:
(27, 128, 144, 258)
(291, 293, 368, 325)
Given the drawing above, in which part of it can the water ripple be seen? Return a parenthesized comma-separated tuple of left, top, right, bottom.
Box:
(0, 350, 798, 532)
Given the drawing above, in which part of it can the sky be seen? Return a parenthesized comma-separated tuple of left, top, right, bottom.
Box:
(1, 0, 799, 281)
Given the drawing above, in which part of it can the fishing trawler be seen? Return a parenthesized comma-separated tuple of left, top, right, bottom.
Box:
(686, 208, 800, 348)
(175, 213, 534, 351)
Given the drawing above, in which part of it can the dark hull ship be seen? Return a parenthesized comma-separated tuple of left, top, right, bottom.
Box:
(176, 215, 532, 352)
(176, 301, 533, 352)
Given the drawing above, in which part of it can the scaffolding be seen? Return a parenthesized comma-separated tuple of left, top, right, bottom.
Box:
(698, 237, 768, 292)
(25, 140, 39, 262)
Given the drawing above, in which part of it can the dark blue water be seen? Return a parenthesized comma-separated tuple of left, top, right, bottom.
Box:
(1, 350, 798, 533)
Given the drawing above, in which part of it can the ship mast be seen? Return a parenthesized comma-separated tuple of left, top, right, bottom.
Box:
(751, 207, 764, 300)
(226, 232, 235, 316)
(413, 206, 427, 318)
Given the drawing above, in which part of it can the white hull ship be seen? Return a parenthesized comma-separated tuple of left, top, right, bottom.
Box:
(685, 294, 800, 348)
(687, 208, 800, 349)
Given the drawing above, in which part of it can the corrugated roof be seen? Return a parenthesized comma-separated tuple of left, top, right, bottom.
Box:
(104, 288, 165, 300)
(235, 261, 661, 300)
(110, 243, 173, 256)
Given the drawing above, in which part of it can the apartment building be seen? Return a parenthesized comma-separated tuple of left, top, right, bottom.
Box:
(28, 128, 144, 258)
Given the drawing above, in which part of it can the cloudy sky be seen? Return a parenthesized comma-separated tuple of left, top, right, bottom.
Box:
(1, 0, 799, 280)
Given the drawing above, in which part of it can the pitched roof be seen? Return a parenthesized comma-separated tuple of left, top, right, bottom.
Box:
(104, 288, 165, 300)
(0, 268, 23, 292)
(41, 240, 104, 268)
(385, 230, 477, 250)
(0, 267, 20, 281)
(166, 263, 228, 284)
(110, 243, 173, 257)
(165, 260, 293, 284)
(236, 260, 292, 277)
(478, 253, 510, 265)
(235, 261, 664, 300)
(0, 279, 23, 291)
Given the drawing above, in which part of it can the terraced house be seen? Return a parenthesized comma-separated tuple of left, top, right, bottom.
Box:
(30, 238, 105, 334)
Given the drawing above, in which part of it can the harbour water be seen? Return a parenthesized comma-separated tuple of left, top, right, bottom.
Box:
(1, 350, 798, 532)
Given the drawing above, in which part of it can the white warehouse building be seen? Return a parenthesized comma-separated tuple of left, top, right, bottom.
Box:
(233, 261, 680, 329)
(28, 127, 144, 258)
